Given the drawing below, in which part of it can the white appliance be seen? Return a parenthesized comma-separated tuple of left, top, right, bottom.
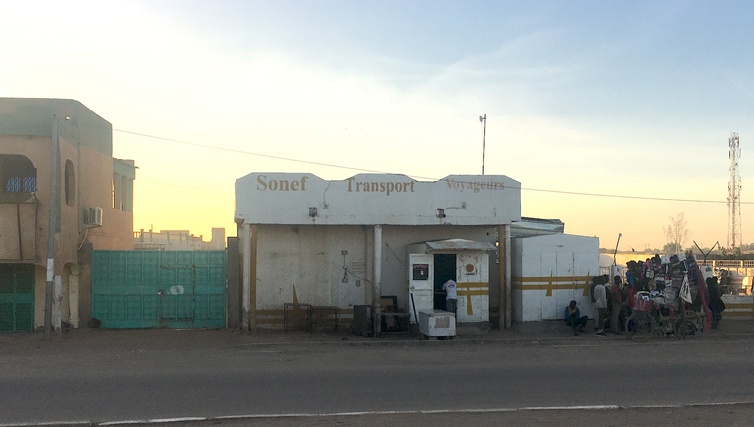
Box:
(418, 310, 456, 338)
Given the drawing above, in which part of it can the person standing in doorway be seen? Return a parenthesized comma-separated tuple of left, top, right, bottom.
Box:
(442, 279, 458, 315)
(610, 275, 623, 334)
(593, 277, 607, 336)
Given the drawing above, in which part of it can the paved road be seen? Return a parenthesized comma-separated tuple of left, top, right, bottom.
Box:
(2, 330, 754, 426)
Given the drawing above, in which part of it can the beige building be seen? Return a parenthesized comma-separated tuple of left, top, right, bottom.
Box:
(0, 98, 135, 332)
(133, 227, 226, 250)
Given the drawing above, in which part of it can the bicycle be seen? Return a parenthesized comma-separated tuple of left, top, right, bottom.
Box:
(624, 293, 697, 342)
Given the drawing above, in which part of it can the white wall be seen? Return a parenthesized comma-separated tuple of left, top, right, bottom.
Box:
(236, 173, 521, 226)
(512, 234, 599, 322)
(255, 225, 369, 310)
(254, 224, 500, 315)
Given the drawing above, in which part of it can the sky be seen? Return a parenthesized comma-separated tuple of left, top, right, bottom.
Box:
(2, 0, 753, 251)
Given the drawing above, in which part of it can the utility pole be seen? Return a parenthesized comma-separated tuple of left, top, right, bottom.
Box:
(45, 115, 59, 340)
(480, 114, 487, 175)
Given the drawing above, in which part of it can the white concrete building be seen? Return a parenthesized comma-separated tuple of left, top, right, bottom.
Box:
(234, 172, 598, 332)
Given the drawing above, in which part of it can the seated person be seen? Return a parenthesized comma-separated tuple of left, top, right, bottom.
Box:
(564, 300, 588, 336)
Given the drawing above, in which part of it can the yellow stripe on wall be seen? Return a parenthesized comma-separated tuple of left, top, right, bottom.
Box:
(721, 302, 754, 318)
(512, 271, 592, 297)
(455, 282, 489, 316)
(725, 303, 754, 309)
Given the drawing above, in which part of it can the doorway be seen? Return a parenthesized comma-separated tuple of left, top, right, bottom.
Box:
(0, 263, 34, 332)
(433, 254, 456, 310)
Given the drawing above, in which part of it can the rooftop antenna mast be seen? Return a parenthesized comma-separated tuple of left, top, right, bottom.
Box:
(480, 114, 486, 175)
(728, 132, 742, 250)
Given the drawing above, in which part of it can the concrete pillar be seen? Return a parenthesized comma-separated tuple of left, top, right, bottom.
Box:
(373, 225, 382, 336)
(250, 225, 258, 330)
(498, 226, 505, 329)
(53, 275, 62, 336)
(504, 224, 512, 329)
(69, 264, 80, 328)
(241, 223, 251, 331)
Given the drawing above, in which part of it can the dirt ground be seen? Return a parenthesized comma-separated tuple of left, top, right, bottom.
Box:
(3, 316, 753, 355)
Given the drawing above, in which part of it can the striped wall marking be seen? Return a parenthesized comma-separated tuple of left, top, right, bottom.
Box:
(512, 272, 593, 297)
(725, 303, 754, 309)
(255, 308, 355, 326)
(256, 309, 355, 315)
(721, 302, 754, 318)
(722, 312, 753, 318)
(456, 282, 489, 315)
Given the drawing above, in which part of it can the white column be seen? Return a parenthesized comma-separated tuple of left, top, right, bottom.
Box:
(373, 225, 382, 336)
(504, 224, 512, 329)
(241, 223, 251, 331)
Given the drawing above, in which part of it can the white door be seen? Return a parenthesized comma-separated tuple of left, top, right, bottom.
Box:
(408, 254, 433, 323)
(456, 253, 489, 322)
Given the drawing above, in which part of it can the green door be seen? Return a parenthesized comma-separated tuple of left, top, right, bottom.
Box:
(92, 250, 226, 329)
(0, 264, 35, 332)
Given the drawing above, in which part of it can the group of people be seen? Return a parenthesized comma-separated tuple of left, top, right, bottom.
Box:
(565, 261, 728, 336)
(440, 263, 725, 335)
(564, 275, 623, 336)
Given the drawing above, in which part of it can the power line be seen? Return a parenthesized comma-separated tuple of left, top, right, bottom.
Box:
(115, 129, 387, 175)
(115, 128, 751, 205)
(518, 187, 734, 204)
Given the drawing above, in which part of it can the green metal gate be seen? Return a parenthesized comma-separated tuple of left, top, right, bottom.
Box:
(0, 264, 35, 332)
(92, 250, 226, 329)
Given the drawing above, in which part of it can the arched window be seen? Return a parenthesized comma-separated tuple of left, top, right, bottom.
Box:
(0, 155, 37, 203)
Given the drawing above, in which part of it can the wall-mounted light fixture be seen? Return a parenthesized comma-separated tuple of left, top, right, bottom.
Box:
(437, 208, 446, 218)
(309, 207, 318, 217)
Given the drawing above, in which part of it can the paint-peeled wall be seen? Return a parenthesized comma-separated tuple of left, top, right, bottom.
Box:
(254, 225, 369, 328)
(253, 224, 500, 328)
(238, 172, 520, 329)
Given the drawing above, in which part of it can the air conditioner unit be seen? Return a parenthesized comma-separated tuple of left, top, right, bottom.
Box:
(84, 207, 103, 227)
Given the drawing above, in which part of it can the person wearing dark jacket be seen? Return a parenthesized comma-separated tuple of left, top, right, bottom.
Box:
(610, 275, 623, 334)
(707, 276, 725, 328)
(564, 300, 588, 336)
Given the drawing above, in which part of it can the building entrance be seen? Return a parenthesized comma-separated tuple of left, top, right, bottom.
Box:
(0, 263, 34, 332)
(433, 254, 456, 311)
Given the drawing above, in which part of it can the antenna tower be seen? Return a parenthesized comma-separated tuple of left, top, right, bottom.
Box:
(728, 132, 742, 249)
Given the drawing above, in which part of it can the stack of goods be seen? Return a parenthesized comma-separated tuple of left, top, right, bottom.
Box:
(625, 253, 707, 311)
